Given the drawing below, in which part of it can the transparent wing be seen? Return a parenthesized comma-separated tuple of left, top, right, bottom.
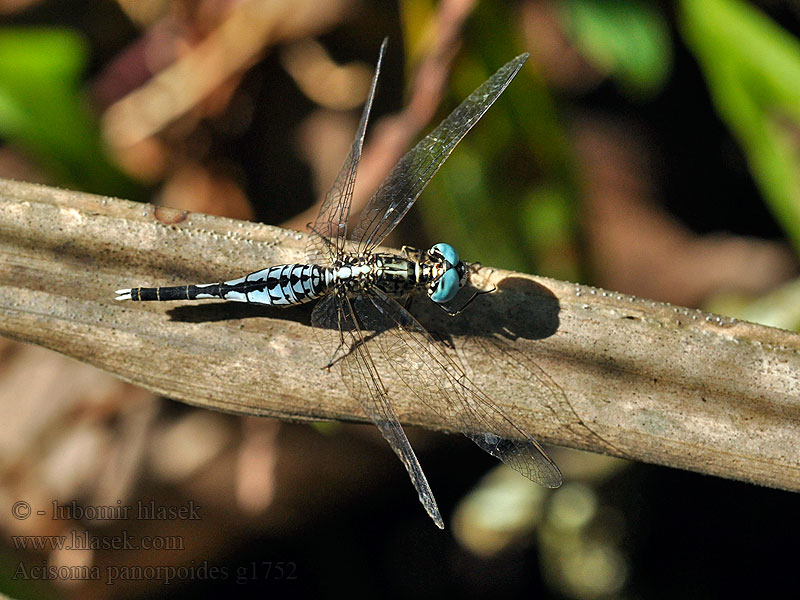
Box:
(463, 335, 628, 459)
(352, 288, 562, 488)
(351, 53, 529, 254)
(311, 293, 444, 529)
(305, 38, 387, 265)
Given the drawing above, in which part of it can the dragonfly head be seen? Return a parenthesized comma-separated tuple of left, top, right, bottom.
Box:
(428, 243, 468, 303)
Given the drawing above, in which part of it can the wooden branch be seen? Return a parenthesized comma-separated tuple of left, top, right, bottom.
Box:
(1, 178, 799, 492)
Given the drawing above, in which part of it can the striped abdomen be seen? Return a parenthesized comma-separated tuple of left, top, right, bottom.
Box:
(115, 264, 329, 306)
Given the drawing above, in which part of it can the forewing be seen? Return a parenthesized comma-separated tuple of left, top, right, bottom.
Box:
(351, 53, 529, 254)
(310, 293, 444, 528)
(352, 288, 562, 488)
(305, 39, 387, 264)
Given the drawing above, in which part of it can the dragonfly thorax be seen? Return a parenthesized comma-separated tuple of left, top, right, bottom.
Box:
(325, 244, 467, 304)
(327, 253, 417, 298)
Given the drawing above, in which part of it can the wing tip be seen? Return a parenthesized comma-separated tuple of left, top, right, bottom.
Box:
(544, 472, 564, 489)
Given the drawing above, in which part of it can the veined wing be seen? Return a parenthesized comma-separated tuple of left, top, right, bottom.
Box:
(352, 288, 562, 488)
(351, 53, 529, 255)
(305, 38, 387, 265)
(310, 293, 444, 528)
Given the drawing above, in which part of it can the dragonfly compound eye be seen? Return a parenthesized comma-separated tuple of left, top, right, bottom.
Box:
(429, 242, 462, 303)
(431, 242, 459, 266)
(430, 267, 461, 303)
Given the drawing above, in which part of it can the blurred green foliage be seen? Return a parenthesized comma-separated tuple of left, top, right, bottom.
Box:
(400, 1, 672, 282)
(680, 0, 800, 255)
(402, 1, 579, 282)
(402, 0, 799, 332)
(0, 27, 138, 197)
(680, 0, 800, 330)
(708, 277, 800, 331)
(561, 0, 672, 98)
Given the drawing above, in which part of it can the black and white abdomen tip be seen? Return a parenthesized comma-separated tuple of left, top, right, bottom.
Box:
(113, 264, 328, 305)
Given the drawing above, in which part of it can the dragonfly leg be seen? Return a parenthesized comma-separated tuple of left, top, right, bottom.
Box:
(400, 245, 424, 261)
(402, 294, 415, 312)
(436, 286, 496, 316)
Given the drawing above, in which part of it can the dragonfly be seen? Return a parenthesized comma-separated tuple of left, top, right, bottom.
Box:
(116, 39, 562, 528)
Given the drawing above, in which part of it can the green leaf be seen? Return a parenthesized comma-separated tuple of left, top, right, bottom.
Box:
(561, 0, 672, 97)
(680, 0, 800, 253)
(0, 27, 138, 197)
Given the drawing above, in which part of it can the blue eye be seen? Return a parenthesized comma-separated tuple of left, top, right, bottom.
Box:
(432, 243, 459, 266)
(429, 243, 462, 303)
(431, 268, 460, 303)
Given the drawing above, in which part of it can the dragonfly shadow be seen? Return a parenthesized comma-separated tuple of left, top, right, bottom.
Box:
(412, 276, 560, 342)
(165, 301, 314, 327)
(409, 276, 624, 457)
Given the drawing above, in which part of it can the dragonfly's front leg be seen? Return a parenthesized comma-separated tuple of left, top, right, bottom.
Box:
(434, 286, 496, 316)
(400, 245, 424, 261)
